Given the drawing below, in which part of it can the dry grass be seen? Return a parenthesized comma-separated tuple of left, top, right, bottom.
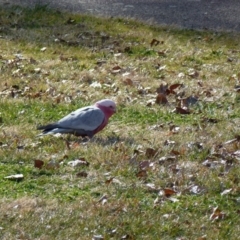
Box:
(0, 4, 240, 240)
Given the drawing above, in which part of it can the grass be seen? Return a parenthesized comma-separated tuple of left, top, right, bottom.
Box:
(0, 4, 240, 240)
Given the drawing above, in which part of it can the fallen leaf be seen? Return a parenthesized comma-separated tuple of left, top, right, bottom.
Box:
(221, 188, 232, 196)
(158, 50, 166, 57)
(188, 68, 199, 78)
(68, 158, 89, 167)
(174, 107, 191, 114)
(137, 170, 148, 179)
(111, 65, 122, 73)
(4, 174, 24, 181)
(76, 171, 88, 178)
(145, 148, 158, 158)
(98, 194, 108, 205)
(198, 235, 207, 240)
(34, 159, 44, 169)
(163, 140, 176, 146)
(169, 83, 182, 94)
(139, 160, 154, 170)
(224, 136, 240, 145)
(105, 177, 114, 185)
(40, 47, 47, 52)
(189, 185, 202, 195)
(168, 197, 179, 202)
(161, 188, 177, 197)
(145, 183, 159, 193)
(169, 125, 180, 134)
(170, 149, 181, 155)
(121, 234, 134, 240)
(210, 207, 226, 221)
(90, 81, 102, 88)
(93, 235, 104, 240)
(123, 78, 134, 86)
(66, 17, 75, 24)
(156, 93, 168, 104)
(201, 117, 219, 123)
(159, 155, 177, 165)
(150, 38, 160, 47)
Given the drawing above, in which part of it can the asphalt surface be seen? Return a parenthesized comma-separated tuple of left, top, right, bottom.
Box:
(1, 0, 240, 32)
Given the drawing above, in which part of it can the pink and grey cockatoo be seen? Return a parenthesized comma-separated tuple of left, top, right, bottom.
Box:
(37, 99, 116, 138)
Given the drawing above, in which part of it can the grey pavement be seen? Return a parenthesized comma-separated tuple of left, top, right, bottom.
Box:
(1, 0, 240, 32)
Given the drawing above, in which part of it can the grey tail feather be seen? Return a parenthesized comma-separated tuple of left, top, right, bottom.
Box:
(37, 123, 59, 132)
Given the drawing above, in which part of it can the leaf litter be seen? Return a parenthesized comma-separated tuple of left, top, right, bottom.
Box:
(0, 5, 240, 239)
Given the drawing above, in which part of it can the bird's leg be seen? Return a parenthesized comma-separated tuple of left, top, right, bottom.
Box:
(64, 134, 72, 150)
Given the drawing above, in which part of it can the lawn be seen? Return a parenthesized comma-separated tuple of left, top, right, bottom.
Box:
(0, 4, 240, 239)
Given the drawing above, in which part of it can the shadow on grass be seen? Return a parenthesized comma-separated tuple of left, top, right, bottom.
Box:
(93, 134, 135, 146)
(71, 134, 135, 147)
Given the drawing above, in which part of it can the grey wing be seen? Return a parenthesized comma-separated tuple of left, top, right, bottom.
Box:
(57, 106, 105, 131)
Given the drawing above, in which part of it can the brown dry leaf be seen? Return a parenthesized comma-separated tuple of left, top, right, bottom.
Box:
(170, 149, 181, 156)
(210, 207, 226, 221)
(160, 188, 177, 197)
(30, 92, 41, 99)
(197, 80, 204, 87)
(71, 141, 81, 149)
(201, 117, 219, 123)
(158, 50, 166, 57)
(174, 107, 191, 114)
(169, 125, 180, 134)
(123, 78, 134, 86)
(145, 148, 158, 158)
(34, 159, 44, 169)
(156, 93, 168, 105)
(139, 160, 155, 170)
(76, 171, 88, 178)
(169, 164, 181, 174)
(111, 65, 122, 73)
(169, 83, 182, 94)
(137, 169, 148, 179)
(150, 38, 160, 47)
(105, 177, 114, 185)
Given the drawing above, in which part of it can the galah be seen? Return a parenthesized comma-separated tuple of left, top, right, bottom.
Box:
(37, 99, 116, 138)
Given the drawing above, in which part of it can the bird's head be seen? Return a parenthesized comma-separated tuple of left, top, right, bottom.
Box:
(95, 99, 117, 115)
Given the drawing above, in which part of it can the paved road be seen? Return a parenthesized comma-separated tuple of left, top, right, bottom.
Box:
(1, 0, 240, 32)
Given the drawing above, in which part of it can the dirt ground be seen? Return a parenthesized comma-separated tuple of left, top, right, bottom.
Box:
(1, 0, 240, 32)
